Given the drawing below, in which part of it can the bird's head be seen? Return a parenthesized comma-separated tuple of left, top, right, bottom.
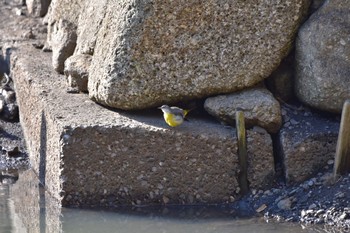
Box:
(158, 105, 171, 113)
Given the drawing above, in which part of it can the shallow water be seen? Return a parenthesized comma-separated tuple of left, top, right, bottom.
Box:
(0, 169, 340, 233)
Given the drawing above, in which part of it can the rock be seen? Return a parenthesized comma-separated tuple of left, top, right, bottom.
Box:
(51, 19, 77, 73)
(256, 204, 267, 213)
(204, 87, 282, 133)
(87, 0, 311, 110)
(26, 0, 51, 17)
(1, 103, 19, 121)
(74, 0, 109, 55)
(1, 88, 16, 103)
(64, 54, 92, 92)
(295, 0, 350, 113)
(277, 106, 339, 183)
(0, 97, 4, 113)
(277, 197, 293, 210)
(45, 0, 83, 64)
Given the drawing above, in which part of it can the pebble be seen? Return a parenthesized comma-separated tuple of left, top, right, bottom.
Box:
(277, 197, 293, 210)
(308, 203, 317, 209)
(290, 119, 299, 125)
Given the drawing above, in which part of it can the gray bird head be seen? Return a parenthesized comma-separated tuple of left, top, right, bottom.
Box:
(158, 105, 171, 113)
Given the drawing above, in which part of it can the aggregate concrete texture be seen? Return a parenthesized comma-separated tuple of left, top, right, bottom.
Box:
(12, 45, 274, 207)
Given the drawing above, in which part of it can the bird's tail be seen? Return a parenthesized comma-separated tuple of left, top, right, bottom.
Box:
(183, 107, 195, 117)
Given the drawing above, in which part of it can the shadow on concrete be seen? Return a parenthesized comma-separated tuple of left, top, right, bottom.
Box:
(39, 111, 47, 187)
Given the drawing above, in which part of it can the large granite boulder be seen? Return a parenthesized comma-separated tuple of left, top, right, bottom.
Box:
(74, 0, 109, 55)
(295, 0, 350, 113)
(204, 87, 282, 134)
(87, 0, 311, 110)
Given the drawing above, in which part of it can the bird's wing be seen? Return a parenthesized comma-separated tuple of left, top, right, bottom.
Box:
(170, 106, 185, 117)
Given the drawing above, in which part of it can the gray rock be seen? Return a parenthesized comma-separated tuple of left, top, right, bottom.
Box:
(277, 106, 339, 183)
(74, 0, 109, 55)
(26, 0, 51, 17)
(204, 87, 282, 134)
(87, 0, 311, 110)
(295, 0, 350, 113)
(0, 97, 4, 113)
(51, 19, 77, 73)
(64, 54, 92, 92)
(45, 0, 83, 61)
(277, 197, 293, 210)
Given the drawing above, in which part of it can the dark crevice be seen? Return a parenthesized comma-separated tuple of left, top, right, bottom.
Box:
(271, 132, 286, 184)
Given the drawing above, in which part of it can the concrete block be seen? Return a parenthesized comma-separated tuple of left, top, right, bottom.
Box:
(12, 45, 274, 207)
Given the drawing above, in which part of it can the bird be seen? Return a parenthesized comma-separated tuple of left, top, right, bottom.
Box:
(158, 105, 190, 127)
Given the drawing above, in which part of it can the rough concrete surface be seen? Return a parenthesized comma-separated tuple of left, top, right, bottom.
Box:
(12, 45, 274, 206)
(277, 105, 340, 184)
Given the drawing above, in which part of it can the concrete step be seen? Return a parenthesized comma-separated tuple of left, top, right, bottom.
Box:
(11, 44, 274, 207)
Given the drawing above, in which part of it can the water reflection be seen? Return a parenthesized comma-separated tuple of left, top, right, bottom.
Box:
(0, 169, 343, 233)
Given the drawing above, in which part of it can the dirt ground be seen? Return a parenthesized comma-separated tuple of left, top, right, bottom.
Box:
(0, 1, 349, 232)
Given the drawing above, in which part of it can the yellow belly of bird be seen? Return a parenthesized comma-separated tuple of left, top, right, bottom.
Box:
(163, 113, 184, 127)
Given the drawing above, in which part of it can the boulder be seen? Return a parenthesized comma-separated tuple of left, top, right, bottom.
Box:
(204, 87, 282, 134)
(74, 0, 109, 55)
(45, 0, 83, 70)
(295, 0, 350, 113)
(51, 19, 77, 73)
(64, 54, 92, 92)
(277, 105, 339, 184)
(26, 0, 51, 17)
(87, 0, 311, 110)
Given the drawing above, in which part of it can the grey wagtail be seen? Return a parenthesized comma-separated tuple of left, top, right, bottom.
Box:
(158, 105, 190, 127)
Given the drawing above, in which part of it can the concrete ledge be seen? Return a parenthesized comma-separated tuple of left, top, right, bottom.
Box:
(12, 44, 274, 207)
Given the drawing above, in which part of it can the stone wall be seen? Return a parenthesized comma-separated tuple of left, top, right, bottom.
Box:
(14, 0, 347, 206)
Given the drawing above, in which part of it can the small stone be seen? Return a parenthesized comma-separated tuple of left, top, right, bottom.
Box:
(277, 197, 293, 210)
(162, 196, 170, 204)
(335, 192, 345, 199)
(307, 180, 314, 187)
(14, 8, 23, 16)
(327, 159, 334, 165)
(339, 212, 347, 221)
(264, 190, 273, 196)
(251, 189, 257, 195)
(0, 98, 4, 113)
(256, 204, 267, 213)
(308, 203, 317, 209)
(290, 119, 298, 125)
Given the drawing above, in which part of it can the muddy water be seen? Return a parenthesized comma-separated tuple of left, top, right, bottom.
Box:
(0, 170, 335, 233)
